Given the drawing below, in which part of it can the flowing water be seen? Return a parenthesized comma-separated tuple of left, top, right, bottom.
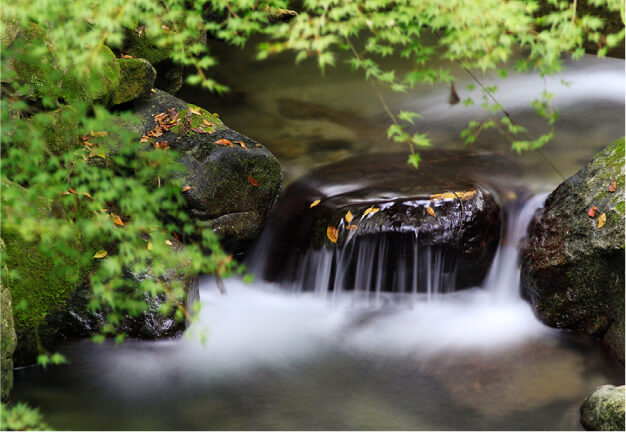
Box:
(11, 44, 625, 430)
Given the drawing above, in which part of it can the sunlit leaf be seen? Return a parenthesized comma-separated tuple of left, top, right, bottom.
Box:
(310, 199, 321, 208)
(597, 213, 607, 228)
(327, 226, 338, 243)
(93, 250, 108, 259)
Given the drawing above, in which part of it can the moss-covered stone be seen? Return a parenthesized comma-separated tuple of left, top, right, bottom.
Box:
(111, 58, 156, 105)
(61, 45, 120, 104)
(581, 385, 625, 431)
(1, 279, 17, 402)
(131, 90, 283, 252)
(1, 181, 92, 365)
(521, 137, 625, 363)
(29, 105, 80, 154)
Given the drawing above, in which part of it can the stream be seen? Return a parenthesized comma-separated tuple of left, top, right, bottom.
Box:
(11, 43, 625, 430)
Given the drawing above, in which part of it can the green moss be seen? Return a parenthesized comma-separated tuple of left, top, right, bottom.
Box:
(124, 29, 172, 65)
(30, 106, 80, 155)
(169, 106, 225, 135)
(615, 201, 625, 215)
(1, 281, 17, 402)
(61, 45, 120, 103)
(111, 58, 155, 105)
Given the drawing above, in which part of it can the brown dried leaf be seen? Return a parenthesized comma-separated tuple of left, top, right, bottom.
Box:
(310, 199, 321, 208)
(608, 180, 616, 193)
(202, 119, 214, 127)
(215, 139, 234, 147)
(189, 107, 201, 115)
(140, 135, 150, 143)
(327, 226, 338, 243)
(191, 127, 207, 134)
(597, 213, 606, 229)
(248, 175, 259, 186)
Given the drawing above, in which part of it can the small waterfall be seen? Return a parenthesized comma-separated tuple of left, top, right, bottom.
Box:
(483, 193, 548, 301)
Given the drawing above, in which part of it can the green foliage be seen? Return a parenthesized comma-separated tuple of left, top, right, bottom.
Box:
(0, 403, 50, 431)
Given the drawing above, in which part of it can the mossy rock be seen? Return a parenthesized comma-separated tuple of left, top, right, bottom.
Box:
(521, 138, 625, 363)
(29, 105, 80, 154)
(1, 181, 93, 365)
(111, 58, 156, 105)
(131, 90, 283, 252)
(1, 280, 17, 402)
(581, 385, 625, 431)
(61, 45, 121, 104)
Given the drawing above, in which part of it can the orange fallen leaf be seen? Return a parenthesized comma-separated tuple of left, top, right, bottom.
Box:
(93, 250, 107, 259)
(235, 141, 248, 150)
(346, 225, 358, 231)
(182, 185, 192, 192)
(608, 181, 616, 193)
(68, 188, 77, 195)
(588, 206, 598, 218)
(345, 210, 353, 223)
(112, 214, 125, 226)
(327, 226, 338, 243)
(215, 139, 233, 147)
(310, 199, 321, 208)
(121, 54, 134, 59)
(203, 119, 214, 127)
(426, 206, 436, 217)
(597, 213, 606, 228)
(140, 135, 150, 143)
(248, 175, 259, 186)
(363, 207, 380, 216)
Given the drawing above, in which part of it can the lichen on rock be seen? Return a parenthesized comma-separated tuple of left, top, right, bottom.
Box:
(580, 385, 625, 431)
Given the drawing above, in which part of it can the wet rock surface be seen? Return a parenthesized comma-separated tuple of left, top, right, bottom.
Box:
(132, 90, 283, 252)
(580, 385, 625, 431)
(253, 150, 520, 292)
(521, 138, 625, 362)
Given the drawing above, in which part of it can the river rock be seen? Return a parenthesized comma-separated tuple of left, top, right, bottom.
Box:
(580, 385, 625, 431)
(132, 89, 282, 252)
(254, 151, 517, 293)
(1, 280, 17, 402)
(521, 138, 625, 362)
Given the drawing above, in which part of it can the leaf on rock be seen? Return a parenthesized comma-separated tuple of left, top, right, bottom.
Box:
(310, 199, 321, 208)
(235, 141, 248, 150)
(345, 210, 353, 223)
(191, 127, 208, 134)
(112, 214, 125, 226)
(426, 206, 436, 217)
(363, 207, 380, 216)
(588, 206, 598, 218)
(90, 131, 108, 137)
(597, 213, 606, 228)
(327, 226, 338, 243)
(608, 180, 616, 193)
(215, 139, 234, 147)
(248, 175, 259, 186)
(182, 185, 192, 192)
(165, 240, 173, 246)
(68, 188, 77, 195)
(93, 250, 108, 259)
(189, 107, 201, 115)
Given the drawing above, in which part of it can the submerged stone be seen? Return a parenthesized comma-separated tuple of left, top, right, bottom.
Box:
(580, 385, 625, 431)
(253, 151, 518, 293)
(521, 138, 625, 362)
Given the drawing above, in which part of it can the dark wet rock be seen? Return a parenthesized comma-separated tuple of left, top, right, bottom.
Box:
(581, 385, 625, 431)
(253, 151, 520, 293)
(521, 138, 625, 362)
(1, 280, 17, 402)
(132, 90, 282, 252)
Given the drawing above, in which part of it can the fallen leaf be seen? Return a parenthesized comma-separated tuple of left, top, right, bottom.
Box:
(327, 226, 338, 243)
(202, 119, 214, 127)
(154, 112, 168, 122)
(147, 242, 152, 251)
(90, 131, 108, 137)
(363, 207, 380, 216)
(150, 88, 156, 93)
(80, 134, 90, 142)
(189, 107, 201, 115)
(346, 225, 358, 231)
(588, 206, 598, 218)
(608, 180, 616, 193)
(310, 199, 321, 208)
(93, 250, 107, 259)
(112, 214, 125, 226)
(191, 127, 207, 134)
(235, 141, 248, 150)
(597, 213, 606, 228)
(426, 206, 436, 217)
(182, 185, 192, 192)
(165, 239, 173, 246)
(88, 149, 106, 159)
(121, 54, 134, 59)
(140, 135, 150, 143)
(248, 175, 259, 186)
(161, 24, 171, 31)
(345, 210, 353, 223)
(82, 192, 93, 198)
(68, 188, 77, 195)
(215, 139, 233, 147)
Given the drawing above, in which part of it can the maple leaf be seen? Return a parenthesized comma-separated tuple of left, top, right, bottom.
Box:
(588, 206, 598, 218)
(140, 135, 150, 143)
(345, 210, 353, 223)
(93, 250, 108, 259)
(112, 214, 125, 226)
(327, 226, 338, 243)
(363, 207, 380, 216)
(182, 185, 192, 192)
(310, 199, 321, 208)
(189, 107, 201, 115)
(248, 175, 259, 186)
(608, 181, 616, 193)
(426, 206, 436, 217)
(597, 213, 606, 228)
(215, 139, 234, 147)
(235, 141, 248, 150)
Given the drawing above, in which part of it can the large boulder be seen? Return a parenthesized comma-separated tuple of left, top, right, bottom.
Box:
(521, 138, 625, 362)
(1, 279, 17, 402)
(253, 151, 518, 293)
(132, 89, 282, 252)
(111, 58, 156, 105)
(580, 385, 625, 431)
